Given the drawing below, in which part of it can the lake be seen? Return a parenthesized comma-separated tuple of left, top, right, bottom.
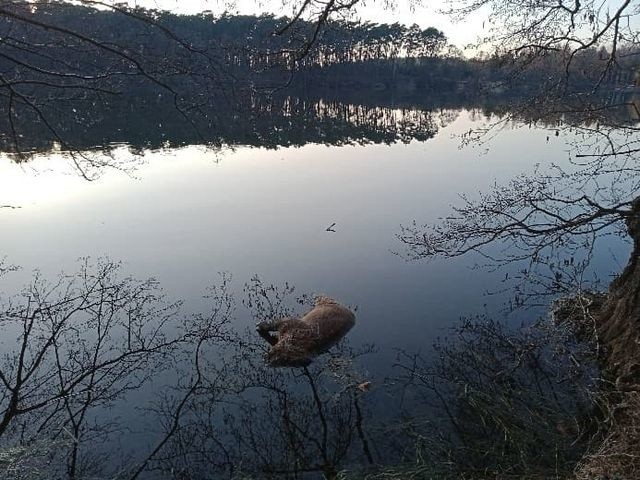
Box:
(0, 101, 630, 477)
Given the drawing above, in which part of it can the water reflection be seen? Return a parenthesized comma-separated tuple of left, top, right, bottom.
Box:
(0, 263, 605, 479)
(0, 92, 637, 477)
(3, 90, 637, 182)
(0, 94, 450, 157)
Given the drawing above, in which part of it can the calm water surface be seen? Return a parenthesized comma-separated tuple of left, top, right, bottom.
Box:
(0, 109, 627, 352)
(0, 106, 632, 476)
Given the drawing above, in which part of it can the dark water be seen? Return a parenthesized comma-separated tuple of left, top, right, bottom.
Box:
(0, 102, 631, 477)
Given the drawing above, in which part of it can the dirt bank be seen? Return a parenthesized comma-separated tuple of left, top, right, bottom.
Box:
(572, 198, 640, 479)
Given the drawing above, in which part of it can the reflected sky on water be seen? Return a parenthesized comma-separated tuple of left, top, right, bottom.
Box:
(0, 110, 630, 354)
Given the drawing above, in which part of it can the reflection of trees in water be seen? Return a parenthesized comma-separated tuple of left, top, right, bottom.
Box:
(7, 95, 630, 186)
(0, 93, 447, 162)
(308, 99, 443, 144)
(156, 342, 375, 479)
(5, 88, 636, 180)
(0, 260, 234, 479)
(0, 265, 598, 479)
(0, 268, 376, 479)
(150, 278, 376, 479)
(1, 94, 637, 478)
(4, 50, 637, 181)
(399, 92, 640, 313)
(386, 317, 596, 478)
(0, 91, 460, 180)
(394, 70, 640, 480)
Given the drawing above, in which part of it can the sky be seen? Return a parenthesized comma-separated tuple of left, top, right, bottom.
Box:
(125, 0, 487, 50)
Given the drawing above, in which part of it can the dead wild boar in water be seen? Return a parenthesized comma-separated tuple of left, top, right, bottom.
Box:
(256, 296, 356, 367)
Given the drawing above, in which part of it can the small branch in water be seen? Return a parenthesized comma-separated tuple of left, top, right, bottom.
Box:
(0, 205, 21, 209)
(326, 222, 336, 232)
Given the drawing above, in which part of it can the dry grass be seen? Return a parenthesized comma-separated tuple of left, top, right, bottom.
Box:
(574, 390, 640, 479)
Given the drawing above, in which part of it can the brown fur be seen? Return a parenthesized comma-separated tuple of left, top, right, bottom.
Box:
(256, 296, 356, 367)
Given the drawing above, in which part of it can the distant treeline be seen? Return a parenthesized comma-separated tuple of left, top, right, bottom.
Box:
(3, 0, 636, 92)
(293, 49, 640, 97)
(0, 1, 447, 86)
(0, 0, 638, 154)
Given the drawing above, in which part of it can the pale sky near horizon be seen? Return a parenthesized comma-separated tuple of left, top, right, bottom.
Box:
(126, 0, 487, 50)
